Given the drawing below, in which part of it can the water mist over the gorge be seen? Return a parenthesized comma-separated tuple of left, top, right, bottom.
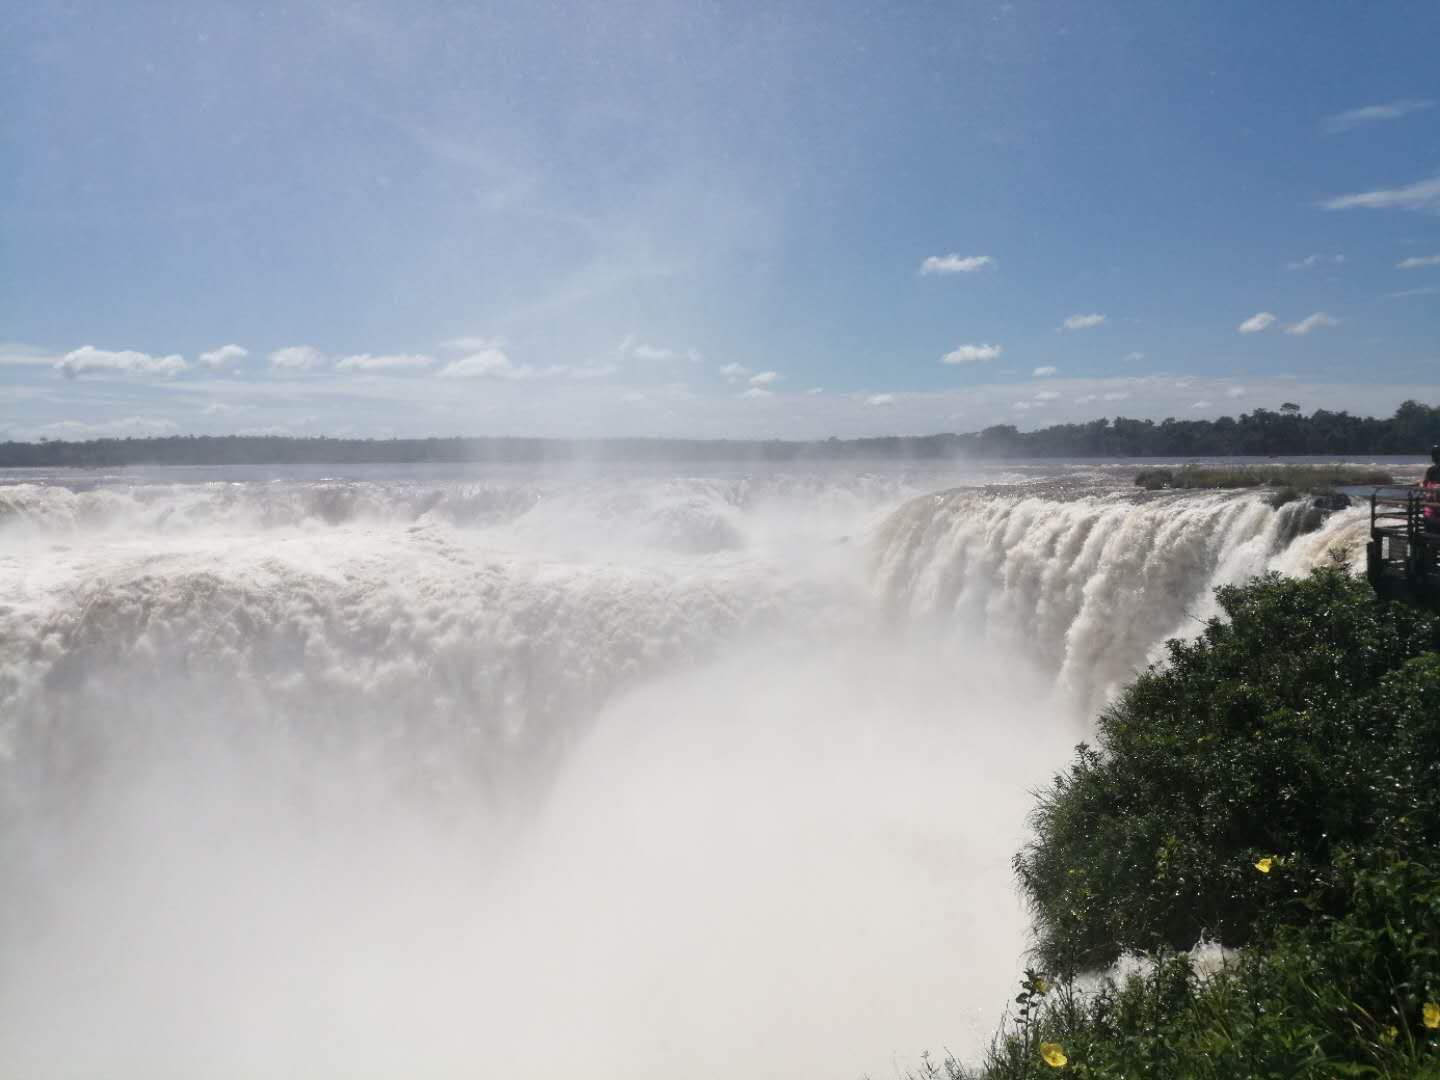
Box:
(0, 462, 1379, 1078)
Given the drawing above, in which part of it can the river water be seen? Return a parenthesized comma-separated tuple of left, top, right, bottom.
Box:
(0, 458, 1417, 1078)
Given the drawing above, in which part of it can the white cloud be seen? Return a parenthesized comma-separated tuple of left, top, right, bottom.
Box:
(1033, 365, 1058, 377)
(1398, 254, 1440, 270)
(438, 348, 522, 379)
(269, 345, 324, 371)
(1225, 386, 1247, 399)
(0, 343, 60, 367)
(805, 387, 824, 395)
(202, 402, 252, 417)
(1238, 311, 1277, 334)
(1125, 351, 1145, 362)
(1011, 401, 1034, 411)
(1190, 400, 1214, 410)
(865, 393, 895, 406)
(57, 345, 188, 378)
(562, 361, 619, 381)
(1060, 313, 1106, 331)
(41, 416, 180, 436)
(440, 336, 505, 352)
(740, 387, 773, 400)
(1034, 390, 1061, 401)
(632, 344, 677, 361)
(1321, 176, 1440, 213)
(336, 353, 436, 372)
(1284, 312, 1339, 336)
(1102, 391, 1130, 401)
(1075, 393, 1099, 404)
(1389, 285, 1440, 300)
(749, 370, 782, 387)
(1286, 254, 1345, 271)
(941, 343, 1002, 365)
(199, 344, 248, 369)
(1321, 99, 1435, 134)
(919, 254, 994, 275)
(719, 362, 749, 381)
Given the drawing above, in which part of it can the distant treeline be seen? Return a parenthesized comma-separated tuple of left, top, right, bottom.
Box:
(4, 401, 1438, 468)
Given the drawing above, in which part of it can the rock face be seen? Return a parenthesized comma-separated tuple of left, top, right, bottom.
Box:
(1311, 492, 1354, 513)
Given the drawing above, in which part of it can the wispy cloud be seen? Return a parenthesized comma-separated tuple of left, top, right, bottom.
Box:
(1060, 313, 1106, 331)
(58, 346, 188, 378)
(919, 253, 994, 275)
(199, 344, 248, 369)
(1286, 253, 1345, 271)
(440, 336, 505, 352)
(865, 393, 895, 406)
(0, 343, 59, 367)
(269, 345, 324, 371)
(1225, 386, 1247, 398)
(1320, 176, 1440, 213)
(39, 416, 180, 436)
(1284, 312, 1339, 336)
(749, 370, 781, 386)
(740, 386, 773, 400)
(1388, 285, 1440, 300)
(335, 353, 436, 372)
(941, 343, 1002, 364)
(632, 344, 677, 361)
(1397, 254, 1440, 269)
(1237, 311, 1277, 334)
(1190, 400, 1213, 410)
(1033, 365, 1058, 377)
(1320, 99, 1435, 134)
(1034, 389, 1061, 401)
(719, 362, 749, 381)
(437, 348, 520, 379)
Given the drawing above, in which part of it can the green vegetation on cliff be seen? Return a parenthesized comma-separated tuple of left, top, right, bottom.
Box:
(923, 570, 1440, 1079)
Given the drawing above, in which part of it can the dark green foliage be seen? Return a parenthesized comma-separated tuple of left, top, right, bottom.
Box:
(1133, 465, 1393, 494)
(3, 400, 1438, 466)
(922, 859, 1440, 1079)
(1015, 569, 1440, 974)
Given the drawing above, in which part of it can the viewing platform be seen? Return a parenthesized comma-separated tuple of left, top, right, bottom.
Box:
(1368, 488, 1440, 598)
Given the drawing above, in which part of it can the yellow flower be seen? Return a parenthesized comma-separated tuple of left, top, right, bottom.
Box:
(1031, 976, 1050, 995)
(1039, 1042, 1068, 1068)
(1382, 1025, 1399, 1045)
(1254, 857, 1274, 874)
(1424, 1002, 1440, 1029)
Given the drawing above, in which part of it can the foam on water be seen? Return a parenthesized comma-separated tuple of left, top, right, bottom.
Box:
(0, 466, 1370, 1077)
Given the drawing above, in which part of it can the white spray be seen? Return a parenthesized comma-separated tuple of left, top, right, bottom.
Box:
(0, 469, 1366, 1077)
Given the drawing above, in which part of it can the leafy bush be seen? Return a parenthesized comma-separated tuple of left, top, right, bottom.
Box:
(1133, 465, 1393, 494)
(918, 858, 1440, 1080)
(1014, 569, 1440, 974)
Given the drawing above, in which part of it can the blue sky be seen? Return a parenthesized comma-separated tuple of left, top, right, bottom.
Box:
(2, 1, 1438, 440)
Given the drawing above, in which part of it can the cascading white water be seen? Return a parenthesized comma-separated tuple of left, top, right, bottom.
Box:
(0, 465, 1371, 1078)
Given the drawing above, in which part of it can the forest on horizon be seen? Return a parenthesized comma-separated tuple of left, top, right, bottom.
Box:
(3, 400, 1439, 468)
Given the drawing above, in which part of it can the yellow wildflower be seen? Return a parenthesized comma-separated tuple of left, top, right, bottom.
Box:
(1031, 976, 1050, 995)
(1039, 1042, 1068, 1068)
(1254, 857, 1274, 874)
(1424, 1002, 1440, 1029)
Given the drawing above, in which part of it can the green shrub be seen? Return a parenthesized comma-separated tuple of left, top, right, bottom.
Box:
(922, 858, 1440, 1080)
(1014, 569, 1440, 974)
(1132, 465, 1394, 494)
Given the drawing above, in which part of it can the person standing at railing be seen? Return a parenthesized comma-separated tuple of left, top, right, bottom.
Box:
(1424, 445, 1440, 527)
